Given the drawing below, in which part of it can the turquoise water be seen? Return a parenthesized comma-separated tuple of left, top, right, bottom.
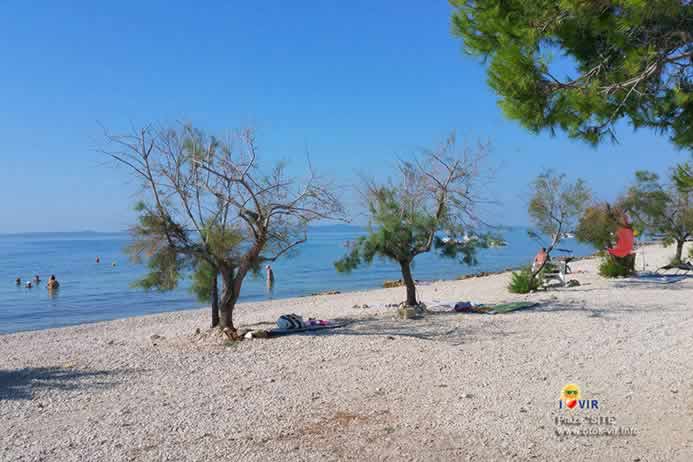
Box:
(0, 226, 594, 334)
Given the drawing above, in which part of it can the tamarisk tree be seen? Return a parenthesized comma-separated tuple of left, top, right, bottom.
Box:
(105, 124, 344, 334)
(335, 134, 491, 307)
(622, 170, 693, 263)
(527, 170, 591, 279)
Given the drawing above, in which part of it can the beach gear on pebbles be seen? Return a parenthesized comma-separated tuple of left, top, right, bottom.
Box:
(276, 314, 306, 329)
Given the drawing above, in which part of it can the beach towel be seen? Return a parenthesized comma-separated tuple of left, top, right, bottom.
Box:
(431, 301, 539, 315)
(479, 302, 539, 314)
(607, 227, 634, 258)
(268, 321, 347, 337)
(620, 274, 687, 285)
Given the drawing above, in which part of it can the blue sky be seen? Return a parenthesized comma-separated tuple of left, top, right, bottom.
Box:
(1, 1, 689, 233)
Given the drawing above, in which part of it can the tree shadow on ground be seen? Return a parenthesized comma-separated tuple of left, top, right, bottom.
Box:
(284, 315, 518, 346)
(0, 367, 134, 401)
(531, 299, 684, 319)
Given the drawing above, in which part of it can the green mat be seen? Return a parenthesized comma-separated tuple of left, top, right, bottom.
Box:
(474, 301, 539, 315)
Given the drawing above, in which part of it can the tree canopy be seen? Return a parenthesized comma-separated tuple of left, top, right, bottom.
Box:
(451, 1, 693, 148)
(528, 170, 591, 247)
(622, 169, 693, 262)
(335, 134, 491, 306)
(526, 170, 591, 281)
(575, 203, 622, 250)
(106, 124, 344, 332)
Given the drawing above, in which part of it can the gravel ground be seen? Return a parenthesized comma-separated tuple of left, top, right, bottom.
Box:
(1, 243, 692, 461)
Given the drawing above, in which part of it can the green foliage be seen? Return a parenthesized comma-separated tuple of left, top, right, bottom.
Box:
(575, 203, 620, 249)
(126, 202, 244, 293)
(451, 1, 693, 149)
(508, 266, 541, 294)
(191, 259, 217, 303)
(669, 255, 684, 266)
(528, 170, 591, 246)
(674, 162, 693, 191)
(335, 136, 490, 308)
(598, 256, 635, 278)
(621, 169, 693, 260)
(126, 203, 191, 291)
(132, 246, 185, 291)
(334, 186, 489, 273)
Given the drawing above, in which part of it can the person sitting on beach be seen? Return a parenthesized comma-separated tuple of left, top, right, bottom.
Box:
(532, 247, 548, 272)
(47, 275, 60, 290)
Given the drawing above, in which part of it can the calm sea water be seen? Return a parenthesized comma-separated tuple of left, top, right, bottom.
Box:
(0, 226, 594, 334)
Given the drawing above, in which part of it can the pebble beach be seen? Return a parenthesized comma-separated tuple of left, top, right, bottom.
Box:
(1, 243, 692, 461)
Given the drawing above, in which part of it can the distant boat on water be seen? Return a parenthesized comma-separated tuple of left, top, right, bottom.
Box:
(441, 234, 507, 248)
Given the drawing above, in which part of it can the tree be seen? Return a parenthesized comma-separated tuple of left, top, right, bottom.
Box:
(674, 162, 693, 190)
(527, 170, 591, 279)
(451, 1, 693, 149)
(190, 253, 221, 327)
(575, 202, 623, 250)
(335, 134, 491, 307)
(105, 124, 344, 334)
(622, 170, 693, 263)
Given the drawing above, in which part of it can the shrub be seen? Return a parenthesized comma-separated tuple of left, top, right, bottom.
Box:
(575, 203, 620, 249)
(508, 266, 542, 294)
(598, 256, 634, 278)
(670, 256, 683, 266)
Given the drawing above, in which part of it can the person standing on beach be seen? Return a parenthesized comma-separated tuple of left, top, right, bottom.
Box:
(532, 247, 548, 272)
(265, 265, 275, 292)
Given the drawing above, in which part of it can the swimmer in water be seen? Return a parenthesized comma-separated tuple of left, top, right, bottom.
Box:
(16, 277, 21, 286)
(47, 274, 60, 290)
(33, 274, 40, 283)
(96, 256, 100, 264)
(25, 281, 33, 288)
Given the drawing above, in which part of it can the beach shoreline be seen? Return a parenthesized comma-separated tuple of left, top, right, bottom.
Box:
(1, 242, 692, 461)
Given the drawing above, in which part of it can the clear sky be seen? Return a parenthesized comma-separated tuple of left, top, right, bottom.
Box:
(1, 1, 689, 233)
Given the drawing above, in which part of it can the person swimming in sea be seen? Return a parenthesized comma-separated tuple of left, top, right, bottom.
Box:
(47, 274, 60, 290)
(15, 277, 21, 286)
(33, 274, 40, 283)
(25, 281, 33, 288)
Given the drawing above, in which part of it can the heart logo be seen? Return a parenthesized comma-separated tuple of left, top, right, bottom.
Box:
(566, 399, 577, 409)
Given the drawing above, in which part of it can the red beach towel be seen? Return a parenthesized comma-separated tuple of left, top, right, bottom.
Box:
(607, 227, 634, 258)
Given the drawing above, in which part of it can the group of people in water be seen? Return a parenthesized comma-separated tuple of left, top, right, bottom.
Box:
(16, 274, 60, 290)
(15, 260, 268, 293)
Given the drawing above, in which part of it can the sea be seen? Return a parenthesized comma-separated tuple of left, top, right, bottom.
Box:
(0, 226, 595, 334)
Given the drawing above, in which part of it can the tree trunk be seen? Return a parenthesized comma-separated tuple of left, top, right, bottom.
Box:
(399, 260, 418, 306)
(675, 239, 685, 263)
(210, 271, 219, 328)
(218, 269, 238, 332)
